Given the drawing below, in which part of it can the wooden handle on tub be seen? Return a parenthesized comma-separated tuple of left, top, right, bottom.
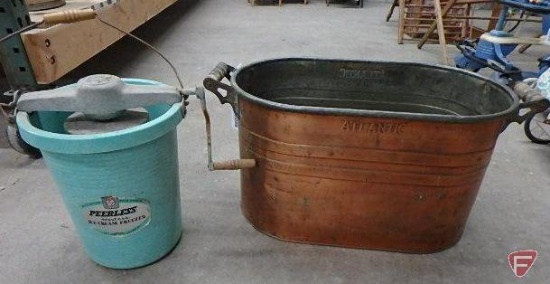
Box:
(213, 159, 256, 170)
(43, 9, 97, 25)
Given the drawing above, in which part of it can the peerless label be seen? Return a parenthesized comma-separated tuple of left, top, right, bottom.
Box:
(82, 196, 151, 235)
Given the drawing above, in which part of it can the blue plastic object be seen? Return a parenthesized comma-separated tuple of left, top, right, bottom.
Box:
(543, 14, 550, 34)
(16, 78, 184, 269)
(475, 38, 516, 60)
(455, 0, 550, 79)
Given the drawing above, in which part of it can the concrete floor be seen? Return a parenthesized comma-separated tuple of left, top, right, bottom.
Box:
(1, 0, 550, 283)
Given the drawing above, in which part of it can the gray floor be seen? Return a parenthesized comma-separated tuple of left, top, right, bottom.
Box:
(1, 0, 550, 283)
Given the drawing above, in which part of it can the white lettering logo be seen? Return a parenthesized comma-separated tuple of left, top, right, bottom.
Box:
(508, 250, 538, 278)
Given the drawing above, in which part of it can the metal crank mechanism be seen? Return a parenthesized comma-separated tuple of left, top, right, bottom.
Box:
(187, 62, 256, 171)
(185, 85, 256, 171)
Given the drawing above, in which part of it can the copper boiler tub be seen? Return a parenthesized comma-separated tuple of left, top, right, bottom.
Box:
(203, 58, 546, 253)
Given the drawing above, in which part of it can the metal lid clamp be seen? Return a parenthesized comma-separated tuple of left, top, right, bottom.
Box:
(17, 74, 183, 115)
(16, 74, 184, 135)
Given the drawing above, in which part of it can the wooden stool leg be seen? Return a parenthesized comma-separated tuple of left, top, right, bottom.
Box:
(386, 0, 398, 22)
(397, 0, 405, 44)
(279, 0, 282, 6)
(434, 0, 449, 64)
(417, 0, 455, 49)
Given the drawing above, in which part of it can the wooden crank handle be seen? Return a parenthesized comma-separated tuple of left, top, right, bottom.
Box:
(212, 159, 256, 170)
(42, 9, 97, 25)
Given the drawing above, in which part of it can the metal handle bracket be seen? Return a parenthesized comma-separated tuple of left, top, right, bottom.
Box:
(203, 62, 240, 117)
(507, 82, 550, 126)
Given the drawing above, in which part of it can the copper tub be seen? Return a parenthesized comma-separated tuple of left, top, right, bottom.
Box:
(203, 58, 547, 253)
